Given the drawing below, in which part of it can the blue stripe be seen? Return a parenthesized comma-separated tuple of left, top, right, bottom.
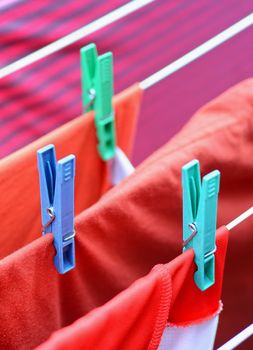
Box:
(0, 0, 180, 106)
(115, 0, 243, 79)
(0, 85, 81, 146)
(0, 60, 79, 110)
(0, 0, 122, 65)
(0, 63, 81, 127)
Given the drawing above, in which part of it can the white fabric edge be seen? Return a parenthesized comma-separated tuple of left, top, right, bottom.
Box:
(109, 147, 135, 185)
(158, 315, 219, 350)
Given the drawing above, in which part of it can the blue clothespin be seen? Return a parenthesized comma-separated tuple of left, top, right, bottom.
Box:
(80, 43, 116, 161)
(37, 144, 76, 274)
(182, 160, 220, 291)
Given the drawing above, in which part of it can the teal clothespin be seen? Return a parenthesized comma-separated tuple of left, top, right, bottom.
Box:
(80, 43, 116, 161)
(182, 160, 220, 291)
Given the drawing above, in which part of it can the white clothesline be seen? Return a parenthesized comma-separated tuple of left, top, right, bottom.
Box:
(217, 323, 253, 350)
(0, 0, 154, 79)
(0, 6, 252, 88)
(226, 207, 253, 230)
(140, 13, 253, 89)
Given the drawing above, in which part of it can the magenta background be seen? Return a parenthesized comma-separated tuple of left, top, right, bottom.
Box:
(134, 25, 253, 164)
(0, 0, 252, 164)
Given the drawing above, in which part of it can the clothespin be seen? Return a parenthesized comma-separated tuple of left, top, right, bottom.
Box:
(37, 144, 76, 274)
(182, 160, 220, 291)
(80, 43, 116, 161)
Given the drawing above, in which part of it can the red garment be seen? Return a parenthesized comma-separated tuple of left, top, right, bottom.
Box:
(37, 227, 228, 350)
(0, 85, 142, 259)
(0, 79, 252, 349)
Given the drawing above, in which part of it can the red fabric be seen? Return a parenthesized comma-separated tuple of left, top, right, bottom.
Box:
(36, 227, 228, 350)
(0, 1, 252, 161)
(0, 85, 142, 259)
(0, 79, 253, 348)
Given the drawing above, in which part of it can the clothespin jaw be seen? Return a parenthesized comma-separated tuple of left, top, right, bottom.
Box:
(80, 43, 116, 161)
(182, 160, 220, 291)
(37, 144, 76, 274)
(37, 145, 57, 235)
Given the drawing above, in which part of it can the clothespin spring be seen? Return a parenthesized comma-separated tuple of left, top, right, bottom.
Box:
(182, 223, 197, 248)
(41, 207, 55, 234)
(204, 246, 217, 258)
(41, 206, 76, 240)
(84, 88, 96, 111)
(63, 229, 76, 242)
(182, 222, 217, 256)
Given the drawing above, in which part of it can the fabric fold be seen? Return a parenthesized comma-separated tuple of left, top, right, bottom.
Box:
(0, 84, 142, 258)
(36, 227, 228, 350)
(0, 79, 252, 348)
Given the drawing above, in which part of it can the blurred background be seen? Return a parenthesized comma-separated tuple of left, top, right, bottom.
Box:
(0, 0, 253, 163)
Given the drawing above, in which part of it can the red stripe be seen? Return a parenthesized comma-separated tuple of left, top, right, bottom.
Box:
(113, 0, 243, 87)
(0, 1, 128, 65)
(0, 54, 79, 118)
(0, 0, 56, 26)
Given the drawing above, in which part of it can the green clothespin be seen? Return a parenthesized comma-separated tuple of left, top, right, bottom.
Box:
(80, 43, 116, 161)
(182, 160, 220, 291)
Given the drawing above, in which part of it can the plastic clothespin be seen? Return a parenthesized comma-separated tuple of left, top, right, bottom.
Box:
(80, 43, 116, 161)
(182, 159, 220, 291)
(37, 144, 76, 274)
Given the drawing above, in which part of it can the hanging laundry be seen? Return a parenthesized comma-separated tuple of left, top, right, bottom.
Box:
(36, 227, 228, 350)
(0, 85, 142, 259)
(0, 79, 252, 349)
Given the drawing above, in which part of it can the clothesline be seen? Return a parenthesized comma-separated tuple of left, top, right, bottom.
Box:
(217, 323, 253, 350)
(139, 13, 253, 89)
(0, 0, 154, 79)
(0, 71, 252, 348)
(226, 207, 253, 230)
(0, 7, 252, 90)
